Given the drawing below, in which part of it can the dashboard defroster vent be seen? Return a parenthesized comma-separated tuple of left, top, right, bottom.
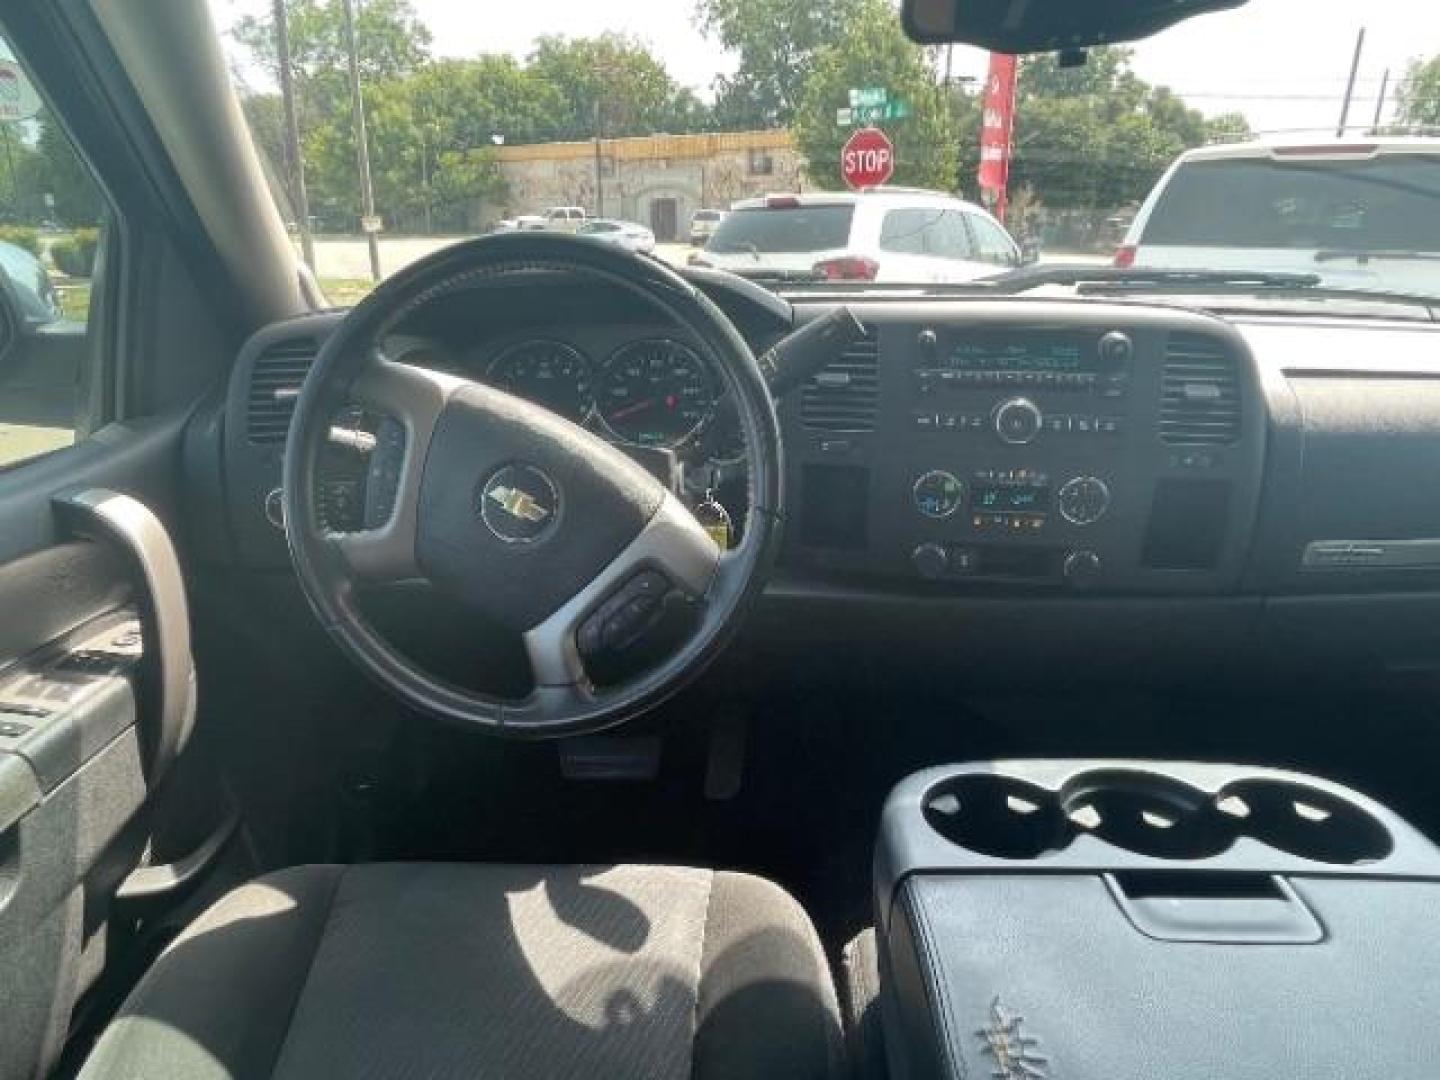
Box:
(800, 328, 878, 432)
(247, 338, 318, 444)
(1159, 333, 1241, 446)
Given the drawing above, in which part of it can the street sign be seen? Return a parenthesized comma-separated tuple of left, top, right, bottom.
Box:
(849, 86, 888, 108)
(838, 101, 911, 126)
(360, 215, 384, 234)
(0, 62, 42, 122)
(841, 126, 894, 190)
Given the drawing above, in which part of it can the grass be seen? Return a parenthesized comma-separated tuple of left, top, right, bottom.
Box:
(319, 278, 378, 307)
(57, 282, 91, 321)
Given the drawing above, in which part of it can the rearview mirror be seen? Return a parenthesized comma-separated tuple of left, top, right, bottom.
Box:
(902, 0, 1248, 53)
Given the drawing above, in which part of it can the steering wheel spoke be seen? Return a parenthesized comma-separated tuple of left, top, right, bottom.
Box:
(329, 359, 467, 583)
(522, 492, 721, 688)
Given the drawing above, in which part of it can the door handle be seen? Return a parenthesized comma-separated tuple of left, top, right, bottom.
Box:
(54, 490, 195, 783)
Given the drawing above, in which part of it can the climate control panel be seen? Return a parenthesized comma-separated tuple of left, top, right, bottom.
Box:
(909, 468, 1110, 532)
(783, 306, 1259, 596)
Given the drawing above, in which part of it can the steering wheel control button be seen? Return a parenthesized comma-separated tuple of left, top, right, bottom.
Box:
(478, 463, 560, 544)
(993, 397, 1043, 444)
(913, 470, 963, 519)
(1057, 476, 1111, 526)
(578, 569, 676, 660)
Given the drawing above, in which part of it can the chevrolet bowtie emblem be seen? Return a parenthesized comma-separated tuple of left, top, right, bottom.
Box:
(486, 484, 551, 523)
(479, 464, 560, 544)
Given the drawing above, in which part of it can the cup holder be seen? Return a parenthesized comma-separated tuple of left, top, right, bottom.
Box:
(1216, 780, 1393, 865)
(1061, 770, 1233, 860)
(923, 774, 1068, 859)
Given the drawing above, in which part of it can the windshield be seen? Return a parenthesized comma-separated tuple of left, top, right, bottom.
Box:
(213, 0, 1440, 307)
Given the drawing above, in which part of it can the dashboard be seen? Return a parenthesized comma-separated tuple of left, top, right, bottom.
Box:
(192, 270, 1440, 689)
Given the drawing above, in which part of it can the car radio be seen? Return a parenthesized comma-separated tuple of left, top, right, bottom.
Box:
(913, 327, 1132, 394)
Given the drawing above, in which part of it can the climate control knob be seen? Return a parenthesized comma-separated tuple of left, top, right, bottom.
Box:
(1057, 476, 1111, 525)
(1063, 549, 1103, 587)
(913, 470, 964, 519)
(993, 397, 1043, 445)
(912, 543, 950, 580)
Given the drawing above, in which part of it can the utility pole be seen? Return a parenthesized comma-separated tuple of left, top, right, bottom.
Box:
(341, 0, 381, 281)
(273, 0, 314, 273)
(593, 99, 604, 218)
(1336, 27, 1365, 137)
(1371, 67, 1390, 133)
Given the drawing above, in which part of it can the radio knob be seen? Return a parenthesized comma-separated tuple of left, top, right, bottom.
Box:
(912, 543, 950, 580)
(1098, 330, 1134, 368)
(993, 397, 1043, 445)
(917, 328, 938, 355)
(1063, 549, 1103, 587)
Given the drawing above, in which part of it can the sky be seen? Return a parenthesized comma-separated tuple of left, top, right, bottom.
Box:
(206, 0, 1440, 136)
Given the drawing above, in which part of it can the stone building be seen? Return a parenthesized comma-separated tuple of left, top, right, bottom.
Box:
(481, 130, 805, 240)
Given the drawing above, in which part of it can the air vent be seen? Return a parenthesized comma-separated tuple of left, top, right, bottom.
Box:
(800, 329, 878, 432)
(1158, 333, 1241, 446)
(247, 338, 318, 443)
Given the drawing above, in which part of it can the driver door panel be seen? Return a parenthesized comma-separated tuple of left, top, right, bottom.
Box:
(0, 420, 196, 1080)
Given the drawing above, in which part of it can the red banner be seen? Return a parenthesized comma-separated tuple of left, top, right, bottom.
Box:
(977, 52, 1018, 222)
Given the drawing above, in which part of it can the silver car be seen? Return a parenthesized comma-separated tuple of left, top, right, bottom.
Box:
(577, 218, 656, 254)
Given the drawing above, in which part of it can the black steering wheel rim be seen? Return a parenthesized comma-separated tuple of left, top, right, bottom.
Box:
(282, 233, 783, 737)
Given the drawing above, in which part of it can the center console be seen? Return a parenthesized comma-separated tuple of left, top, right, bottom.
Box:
(783, 302, 1267, 593)
(873, 760, 1440, 1079)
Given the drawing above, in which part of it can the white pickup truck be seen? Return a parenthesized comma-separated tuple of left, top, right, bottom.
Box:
(541, 206, 587, 233)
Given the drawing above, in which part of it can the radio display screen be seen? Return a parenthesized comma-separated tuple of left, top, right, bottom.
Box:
(971, 483, 1052, 513)
(946, 336, 1092, 373)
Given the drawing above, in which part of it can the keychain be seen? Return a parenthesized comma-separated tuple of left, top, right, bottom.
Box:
(694, 470, 733, 549)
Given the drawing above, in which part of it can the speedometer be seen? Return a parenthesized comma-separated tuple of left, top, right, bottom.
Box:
(485, 340, 593, 424)
(597, 339, 715, 448)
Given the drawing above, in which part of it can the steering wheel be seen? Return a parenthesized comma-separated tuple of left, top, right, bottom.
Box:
(282, 233, 782, 737)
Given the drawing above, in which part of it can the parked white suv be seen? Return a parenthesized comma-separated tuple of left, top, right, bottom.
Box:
(1119, 137, 1440, 294)
(691, 190, 1022, 283)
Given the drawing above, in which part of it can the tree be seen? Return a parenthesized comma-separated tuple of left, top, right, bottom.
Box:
(1204, 111, 1253, 144)
(231, 0, 431, 129)
(15, 114, 102, 225)
(527, 34, 709, 142)
(697, 0, 866, 128)
(1001, 46, 1227, 211)
(1397, 55, 1440, 129)
(793, 0, 957, 191)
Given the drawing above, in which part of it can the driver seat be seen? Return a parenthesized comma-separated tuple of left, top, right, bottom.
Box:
(77, 863, 844, 1079)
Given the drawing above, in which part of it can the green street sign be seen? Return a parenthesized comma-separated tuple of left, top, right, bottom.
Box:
(844, 101, 911, 124)
(849, 86, 888, 108)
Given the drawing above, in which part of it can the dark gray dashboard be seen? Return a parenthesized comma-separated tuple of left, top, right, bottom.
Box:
(188, 280, 1440, 688)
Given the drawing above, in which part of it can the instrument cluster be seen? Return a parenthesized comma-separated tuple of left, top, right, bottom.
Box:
(482, 335, 721, 454)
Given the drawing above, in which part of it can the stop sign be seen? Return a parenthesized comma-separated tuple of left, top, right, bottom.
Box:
(841, 127, 894, 190)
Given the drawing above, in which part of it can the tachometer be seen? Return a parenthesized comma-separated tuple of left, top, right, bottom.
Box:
(485, 339, 593, 424)
(597, 339, 715, 448)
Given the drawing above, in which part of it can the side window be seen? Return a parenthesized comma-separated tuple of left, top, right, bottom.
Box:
(968, 213, 1020, 266)
(880, 209, 932, 255)
(0, 42, 111, 469)
(928, 211, 976, 260)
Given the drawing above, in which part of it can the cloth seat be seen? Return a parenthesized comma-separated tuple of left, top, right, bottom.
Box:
(77, 863, 844, 1079)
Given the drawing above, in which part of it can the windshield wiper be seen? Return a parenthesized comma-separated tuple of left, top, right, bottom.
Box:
(982, 265, 1323, 292)
(975, 263, 1437, 320)
(1314, 249, 1440, 264)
